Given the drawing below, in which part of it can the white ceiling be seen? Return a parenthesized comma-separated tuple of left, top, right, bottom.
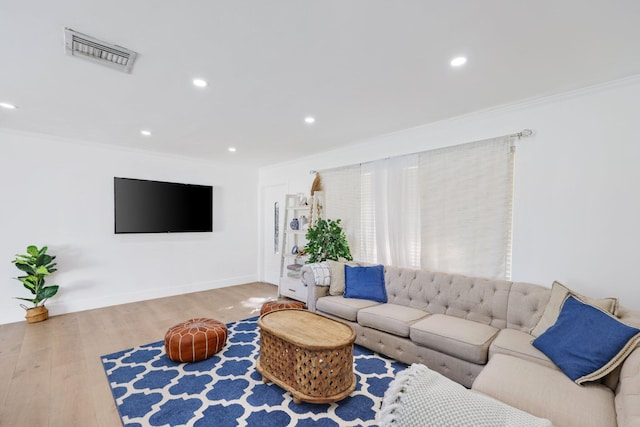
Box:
(1, 1, 639, 166)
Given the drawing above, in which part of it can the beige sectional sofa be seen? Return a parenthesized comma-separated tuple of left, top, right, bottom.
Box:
(301, 263, 640, 427)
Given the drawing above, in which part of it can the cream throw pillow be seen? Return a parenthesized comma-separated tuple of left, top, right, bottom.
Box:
(327, 260, 347, 295)
(530, 281, 618, 337)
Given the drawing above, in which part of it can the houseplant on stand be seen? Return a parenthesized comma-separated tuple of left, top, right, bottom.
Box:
(304, 218, 353, 263)
(11, 245, 59, 323)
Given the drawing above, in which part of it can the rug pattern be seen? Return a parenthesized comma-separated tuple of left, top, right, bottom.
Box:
(102, 316, 407, 427)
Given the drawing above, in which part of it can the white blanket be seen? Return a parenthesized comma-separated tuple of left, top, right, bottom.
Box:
(379, 364, 553, 427)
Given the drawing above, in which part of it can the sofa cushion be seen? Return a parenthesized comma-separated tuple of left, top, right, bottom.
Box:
(530, 281, 618, 337)
(410, 314, 499, 364)
(532, 295, 640, 384)
(357, 304, 429, 338)
(316, 295, 380, 322)
(472, 354, 616, 427)
(489, 328, 556, 369)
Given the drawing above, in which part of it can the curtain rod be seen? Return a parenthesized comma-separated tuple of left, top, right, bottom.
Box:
(510, 129, 533, 139)
(309, 128, 534, 174)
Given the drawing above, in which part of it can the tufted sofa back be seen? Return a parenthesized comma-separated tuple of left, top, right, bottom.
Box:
(505, 282, 551, 332)
(384, 266, 511, 329)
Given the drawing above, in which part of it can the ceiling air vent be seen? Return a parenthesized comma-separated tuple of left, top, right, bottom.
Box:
(64, 28, 138, 73)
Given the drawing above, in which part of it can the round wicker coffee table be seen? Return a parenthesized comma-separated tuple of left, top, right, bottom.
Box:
(256, 309, 356, 404)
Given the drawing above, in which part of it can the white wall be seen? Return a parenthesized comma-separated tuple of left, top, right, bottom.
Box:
(259, 75, 640, 311)
(0, 130, 259, 325)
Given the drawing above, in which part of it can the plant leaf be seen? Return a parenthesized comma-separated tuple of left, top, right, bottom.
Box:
(37, 254, 52, 267)
(14, 263, 36, 275)
(26, 246, 39, 257)
(40, 286, 59, 300)
(22, 283, 36, 294)
(35, 265, 50, 276)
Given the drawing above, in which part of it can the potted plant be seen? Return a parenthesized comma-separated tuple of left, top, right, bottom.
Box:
(304, 218, 353, 263)
(11, 245, 59, 323)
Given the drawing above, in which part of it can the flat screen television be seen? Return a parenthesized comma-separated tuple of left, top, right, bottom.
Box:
(114, 177, 213, 234)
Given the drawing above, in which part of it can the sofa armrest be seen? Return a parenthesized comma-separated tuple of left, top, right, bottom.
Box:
(301, 264, 331, 311)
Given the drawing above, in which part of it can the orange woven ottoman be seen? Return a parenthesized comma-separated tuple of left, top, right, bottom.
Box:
(164, 318, 227, 362)
(260, 299, 306, 316)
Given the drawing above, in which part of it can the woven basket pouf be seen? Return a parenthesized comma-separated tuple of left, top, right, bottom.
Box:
(260, 299, 306, 316)
(164, 318, 227, 362)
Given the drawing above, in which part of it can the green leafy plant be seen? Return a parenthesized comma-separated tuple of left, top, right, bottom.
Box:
(304, 218, 353, 263)
(12, 245, 59, 308)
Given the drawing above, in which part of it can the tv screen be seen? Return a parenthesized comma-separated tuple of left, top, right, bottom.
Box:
(114, 177, 213, 234)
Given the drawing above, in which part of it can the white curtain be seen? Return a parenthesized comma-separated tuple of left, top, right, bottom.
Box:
(419, 136, 514, 279)
(360, 155, 420, 268)
(319, 135, 514, 279)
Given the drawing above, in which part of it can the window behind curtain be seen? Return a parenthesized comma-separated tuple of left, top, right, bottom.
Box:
(419, 136, 514, 279)
(319, 135, 514, 279)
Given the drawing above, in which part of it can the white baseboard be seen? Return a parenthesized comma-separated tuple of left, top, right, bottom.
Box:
(34, 275, 259, 320)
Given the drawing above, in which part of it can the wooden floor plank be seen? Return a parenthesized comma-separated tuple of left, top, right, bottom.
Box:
(0, 282, 278, 427)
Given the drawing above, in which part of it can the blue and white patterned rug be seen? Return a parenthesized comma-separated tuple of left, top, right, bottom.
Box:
(101, 316, 407, 427)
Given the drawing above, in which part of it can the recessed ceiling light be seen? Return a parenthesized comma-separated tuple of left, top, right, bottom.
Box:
(304, 116, 315, 124)
(193, 78, 208, 88)
(0, 102, 17, 109)
(228, 147, 237, 152)
(450, 56, 467, 67)
(140, 130, 152, 136)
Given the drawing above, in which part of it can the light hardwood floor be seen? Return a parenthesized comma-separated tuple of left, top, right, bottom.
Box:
(0, 282, 278, 427)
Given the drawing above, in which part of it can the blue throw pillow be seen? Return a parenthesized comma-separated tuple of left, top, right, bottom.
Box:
(532, 295, 640, 384)
(344, 265, 387, 303)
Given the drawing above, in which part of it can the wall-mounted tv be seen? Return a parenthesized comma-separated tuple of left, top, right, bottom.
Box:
(114, 177, 213, 234)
